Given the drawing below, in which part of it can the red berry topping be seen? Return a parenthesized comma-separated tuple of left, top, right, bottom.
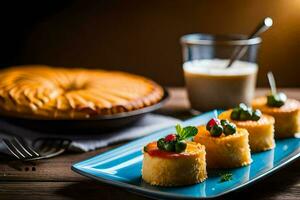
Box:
(164, 134, 177, 142)
(206, 118, 221, 131)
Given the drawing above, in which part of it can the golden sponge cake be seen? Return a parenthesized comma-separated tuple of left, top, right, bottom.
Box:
(219, 109, 275, 152)
(252, 97, 300, 138)
(194, 126, 251, 168)
(142, 141, 207, 186)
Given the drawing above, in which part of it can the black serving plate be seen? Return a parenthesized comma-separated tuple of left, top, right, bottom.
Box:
(0, 89, 169, 134)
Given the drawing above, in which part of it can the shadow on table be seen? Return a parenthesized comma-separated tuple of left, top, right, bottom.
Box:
(56, 160, 299, 200)
(56, 181, 145, 200)
(0, 155, 39, 171)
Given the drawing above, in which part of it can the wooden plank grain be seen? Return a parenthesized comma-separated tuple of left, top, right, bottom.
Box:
(0, 181, 145, 200)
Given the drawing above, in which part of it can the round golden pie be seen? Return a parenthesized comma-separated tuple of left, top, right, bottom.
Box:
(0, 65, 164, 119)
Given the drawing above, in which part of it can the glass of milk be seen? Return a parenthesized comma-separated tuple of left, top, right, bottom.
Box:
(180, 34, 261, 111)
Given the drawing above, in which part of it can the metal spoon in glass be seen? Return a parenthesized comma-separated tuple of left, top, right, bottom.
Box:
(226, 17, 273, 68)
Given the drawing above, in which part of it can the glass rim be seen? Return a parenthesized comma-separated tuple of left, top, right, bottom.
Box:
(180, 33, 262, 46)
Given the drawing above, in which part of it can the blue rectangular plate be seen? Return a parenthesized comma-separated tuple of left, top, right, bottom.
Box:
(72, 110, 300, 199)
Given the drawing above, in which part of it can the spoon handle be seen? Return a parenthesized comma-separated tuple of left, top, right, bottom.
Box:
(226, 17, 273, 68)
(267, 71, 277, 95)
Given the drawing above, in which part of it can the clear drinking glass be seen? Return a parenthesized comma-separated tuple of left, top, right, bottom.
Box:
(180, 34, 261, 111)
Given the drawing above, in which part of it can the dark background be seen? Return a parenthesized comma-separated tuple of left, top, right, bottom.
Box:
(1, 0, 300, 87)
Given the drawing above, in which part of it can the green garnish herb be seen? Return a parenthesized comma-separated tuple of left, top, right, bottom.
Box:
(219, 172, 233, 182)
(176, 124, 198, 141)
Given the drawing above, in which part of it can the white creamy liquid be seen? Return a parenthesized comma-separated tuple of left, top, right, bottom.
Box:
(183, 59, 258, 76)
(183, 59, 258, 111)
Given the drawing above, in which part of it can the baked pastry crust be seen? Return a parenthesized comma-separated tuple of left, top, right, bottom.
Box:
(219, 109, 275, 152)
(194, 126, 252, 169)
(142, 141, 207, 186)
(252, 97, 300, 138)
(0, 65, 164, 119)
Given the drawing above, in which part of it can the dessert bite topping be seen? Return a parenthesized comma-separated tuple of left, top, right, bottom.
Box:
(230, 103, 261, 121)
(251, 109, 262, 121)
(222, 120, 237, 136)
(175, 141, 187, 153)
(165, 134, 177, 142)
(210, 124, 223, 137)
(267, 92, 287, 107)
(206, 118, 236, 137)
(206, 118, 221, 131)
(266, 71, 287, 107)
(155, 124, 198, 153)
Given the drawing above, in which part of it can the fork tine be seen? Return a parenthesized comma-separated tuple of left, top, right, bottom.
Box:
(11, 137, 33, 158)
(2, 139, 25, 159)
(14, 136, 40, 157)
(4, 137, 40, 160)
(3, 137, 70, 161)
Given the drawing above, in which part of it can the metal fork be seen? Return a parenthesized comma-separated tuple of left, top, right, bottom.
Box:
(32, 138, 71, 159)
(2, 136, 71, 161)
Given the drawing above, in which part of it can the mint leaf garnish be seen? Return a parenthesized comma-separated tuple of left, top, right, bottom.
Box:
(175, 124, 183, 136)
(219, 172, 233, 182)
(175, 124, 198, 141)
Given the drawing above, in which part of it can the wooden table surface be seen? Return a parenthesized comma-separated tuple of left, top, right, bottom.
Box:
(0, 88, 299, 200)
